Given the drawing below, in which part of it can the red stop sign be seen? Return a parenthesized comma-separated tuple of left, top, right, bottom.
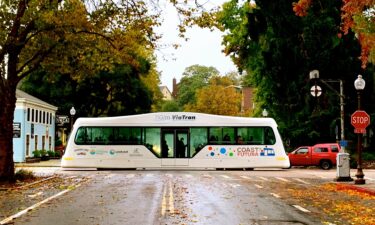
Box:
(351, 110, 370, 133)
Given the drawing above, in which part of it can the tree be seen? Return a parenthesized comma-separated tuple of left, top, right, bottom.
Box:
(186, 76, 241, 115)
(177, 64, 219, 107)
(0, 0, 211, 182)
(216, 0, 372, 148)
(141, 63, 164, 113)
(159, 100, 181, 112)
(0, 0, 159, 182)
(293, 0, 375, 68)
(21, 62, 156, 117)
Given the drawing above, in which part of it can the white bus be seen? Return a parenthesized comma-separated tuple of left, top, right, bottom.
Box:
(61, 112, 290, 169)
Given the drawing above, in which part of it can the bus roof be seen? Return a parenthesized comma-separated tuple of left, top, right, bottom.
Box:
(73, 112, 278, 127)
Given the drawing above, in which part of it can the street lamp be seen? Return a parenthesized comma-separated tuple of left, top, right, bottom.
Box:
(69, 106, 76, 131)
(354, 75, 366, 185)
(262, 109, 268, 117)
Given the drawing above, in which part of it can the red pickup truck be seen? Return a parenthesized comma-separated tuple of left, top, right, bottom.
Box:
(288, 143, 340, 169)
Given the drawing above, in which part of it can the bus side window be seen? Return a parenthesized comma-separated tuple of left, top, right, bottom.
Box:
(237, 128, 251, 145)
(190, 128, 207, 157)
(236, 136, 244, 144)
(223, 134, 230, 141)
(209, 135, 218, 143)
(144, 128, 161, 157)
(75, 127, 87, 144)
(222, 128, 235, 144)
(264, 127, 276, 145)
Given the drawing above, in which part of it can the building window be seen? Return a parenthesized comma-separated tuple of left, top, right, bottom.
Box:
(39, 110, 42, 124)
(35, 110, 38, 123)
(26, 135, 30, 156)
(49, 136, 52, 150)
(43, 111, 46, 124)
(34, 135, 38, 151)
(42, 136, 45, 150)
(27, 108, 30, 121)
(31, 109, 34, 122)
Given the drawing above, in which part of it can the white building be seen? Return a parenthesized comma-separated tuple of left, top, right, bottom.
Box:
(13, 89, 58, 162)
(159, 85, 173, 100)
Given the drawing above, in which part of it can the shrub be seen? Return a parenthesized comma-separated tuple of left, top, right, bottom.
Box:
(55, 139, 62, 146)
(32, 150, 41, 158)
(350, 152, 375, 168)
(363, 152, 375, 161)
(47, 150, 55, 157)
(40, 149, 47, 156)
(54, 151, 61, 158)
(15, 169, 35, 181)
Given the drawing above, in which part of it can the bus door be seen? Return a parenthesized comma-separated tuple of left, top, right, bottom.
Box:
(161, 128, 189, 166)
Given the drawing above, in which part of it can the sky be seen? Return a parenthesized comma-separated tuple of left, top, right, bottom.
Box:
(155, 1, 237, 91)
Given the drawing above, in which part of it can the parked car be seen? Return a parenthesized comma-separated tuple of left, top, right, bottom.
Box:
(288, 143, 340, 170)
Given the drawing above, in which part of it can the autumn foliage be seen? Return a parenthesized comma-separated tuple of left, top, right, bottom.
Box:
(285, 182, 375, 225)
(341, 0, 375, 68)
(184, 76, 242, 116)
(292, 0, 312, 17)
(293, 0, 375, 68)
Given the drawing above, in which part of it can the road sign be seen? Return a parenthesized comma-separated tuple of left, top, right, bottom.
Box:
(354, 128, 366, 134)
(351, 110, 370, 133)
(310, 85, 322, 97)
(13, 122, 21, 138)
(339, 140, 348, 147)
(56, 115, 70, 124)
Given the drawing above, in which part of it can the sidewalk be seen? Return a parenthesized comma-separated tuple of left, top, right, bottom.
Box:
(16, 159, 62, 167)
(15, 160, 375, 195)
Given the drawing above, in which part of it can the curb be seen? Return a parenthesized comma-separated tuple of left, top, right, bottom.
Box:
(335, 183, 375, 196)
(15, 160, 61, 168)
(16, 164, 61, 168)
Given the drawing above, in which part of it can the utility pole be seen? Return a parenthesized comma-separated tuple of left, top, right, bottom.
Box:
(319, 79, 346, 152)
(309, 70, 352, 181)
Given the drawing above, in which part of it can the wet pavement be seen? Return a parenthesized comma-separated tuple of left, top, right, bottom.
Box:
(14, 159, 375, 194)
(0, 160, 373, 225)
(3, 170, 322, 225)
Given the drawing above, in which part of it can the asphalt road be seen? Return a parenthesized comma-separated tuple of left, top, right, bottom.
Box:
(3, 168, 375, 225)
(2, 169, 324, 225)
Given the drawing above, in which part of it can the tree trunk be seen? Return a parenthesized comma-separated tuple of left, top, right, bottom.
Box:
(0, 85, 17, 182)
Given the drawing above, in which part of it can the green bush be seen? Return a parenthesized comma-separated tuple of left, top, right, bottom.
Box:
(363, 152, 375, 161)
(54, 151, 61, 157)
(349, 151, 375, 168)
(47, 150, 55, 157)
(55, 139, 62, 146)
(15, 169, 35, 181)
(40, 149, 47, 156)
(32, 150, 41, 158)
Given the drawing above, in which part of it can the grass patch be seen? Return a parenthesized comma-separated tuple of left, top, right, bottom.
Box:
(14, 169, 35, 181)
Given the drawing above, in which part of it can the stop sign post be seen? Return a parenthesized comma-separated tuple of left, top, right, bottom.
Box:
(351, 110, 370, 134)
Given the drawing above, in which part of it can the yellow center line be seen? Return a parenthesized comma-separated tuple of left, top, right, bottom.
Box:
(161, 183, 167, 216)
(168, 181, 175, 213)
(161, 180, 175, 216)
